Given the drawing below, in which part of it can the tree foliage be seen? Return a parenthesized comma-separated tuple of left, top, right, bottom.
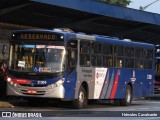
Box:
(97, 0, 132, 7)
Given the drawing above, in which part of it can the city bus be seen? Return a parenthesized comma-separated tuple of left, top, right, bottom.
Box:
(5, 29, 154, 108)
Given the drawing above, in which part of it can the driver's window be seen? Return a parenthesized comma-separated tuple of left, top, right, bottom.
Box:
(68, 49, 77, 67)
(67, 40, 77, 75)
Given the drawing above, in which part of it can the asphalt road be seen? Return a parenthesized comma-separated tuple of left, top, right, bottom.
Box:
(0, 99, 160, 120)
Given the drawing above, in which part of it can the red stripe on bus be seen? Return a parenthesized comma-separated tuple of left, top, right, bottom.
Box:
(110, 73, 119, 99)
(12, 78, 29, 84)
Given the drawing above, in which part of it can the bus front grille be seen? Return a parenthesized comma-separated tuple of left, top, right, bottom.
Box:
(20, 90, 45, 95)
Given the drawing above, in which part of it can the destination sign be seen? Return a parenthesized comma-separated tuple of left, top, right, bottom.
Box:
(12, 32, 63, 41)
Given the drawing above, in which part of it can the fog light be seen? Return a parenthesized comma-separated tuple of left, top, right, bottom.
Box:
(49, 85, 54, 89)
(10, 81, 14, 86)
(14, 83, 17, 87)
(53, 78, 65, 87)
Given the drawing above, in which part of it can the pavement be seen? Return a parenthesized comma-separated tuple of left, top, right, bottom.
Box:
(0, 97, 15, 108)
(0, 100, 14, 108)
(0, 96, 159, 108)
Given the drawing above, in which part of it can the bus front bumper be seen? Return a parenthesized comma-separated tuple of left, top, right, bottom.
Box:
(7, 83, 65, 98)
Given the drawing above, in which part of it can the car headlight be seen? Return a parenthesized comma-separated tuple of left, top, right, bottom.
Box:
(53, 78, 65, 87)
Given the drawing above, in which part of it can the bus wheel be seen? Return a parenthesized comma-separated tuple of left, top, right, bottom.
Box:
(73, 86, 87, 109)
(120, 85, 132, 106)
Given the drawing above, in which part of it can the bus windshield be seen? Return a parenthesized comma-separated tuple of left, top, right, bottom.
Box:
(9, 44, 66, 73)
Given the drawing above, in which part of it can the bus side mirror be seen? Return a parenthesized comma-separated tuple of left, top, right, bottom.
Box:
(2, 45, 6, 56)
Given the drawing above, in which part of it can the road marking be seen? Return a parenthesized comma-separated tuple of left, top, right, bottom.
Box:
(145, 118, 160, 120)
(152, 107, 160, 109)
(133, 101, 160, 104)
(125, 109, 136, 111)
(139, 108, 150, 110)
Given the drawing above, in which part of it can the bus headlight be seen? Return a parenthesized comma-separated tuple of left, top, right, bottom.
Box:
(53, 78, 65, 87)
(7, 77, 14, 86)
(7, 77, 12, 82)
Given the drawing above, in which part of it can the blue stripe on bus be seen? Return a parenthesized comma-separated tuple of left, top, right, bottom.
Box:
(105, 69, 115, 99)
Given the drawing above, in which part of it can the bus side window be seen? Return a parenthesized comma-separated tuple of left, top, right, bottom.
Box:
(125, 46, 134, 69)
(115, 57, 123, 68)
(135, 59, 143, 69)
(80, 41, 90, 54)
(143, 49, 153, 69)
(157, 63, 160, 73)
(114, 45, 124, 68)
(103, 44, 113, 67)
(103, 56, 113, 67)
(91, 42, 102, 67)
(80, 54, 90, 66)
(125, 58, 134, 68)
(80, 41, 91, 67)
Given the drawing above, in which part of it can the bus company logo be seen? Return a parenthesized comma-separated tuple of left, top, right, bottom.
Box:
(2, 112, 42, 118)
(2, 112, 11, 117)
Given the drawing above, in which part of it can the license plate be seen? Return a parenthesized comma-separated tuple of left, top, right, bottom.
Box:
(27, 90, 37, 94)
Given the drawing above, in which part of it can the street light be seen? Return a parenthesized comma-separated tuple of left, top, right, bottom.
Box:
(139, 0, 160, 11)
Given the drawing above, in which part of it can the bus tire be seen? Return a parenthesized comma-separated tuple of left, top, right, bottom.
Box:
(73, 85, 87, 109)
(120, 85, 132, 106)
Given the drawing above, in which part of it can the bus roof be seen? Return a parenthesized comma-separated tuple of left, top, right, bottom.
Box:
(75, 32, 154, 49)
